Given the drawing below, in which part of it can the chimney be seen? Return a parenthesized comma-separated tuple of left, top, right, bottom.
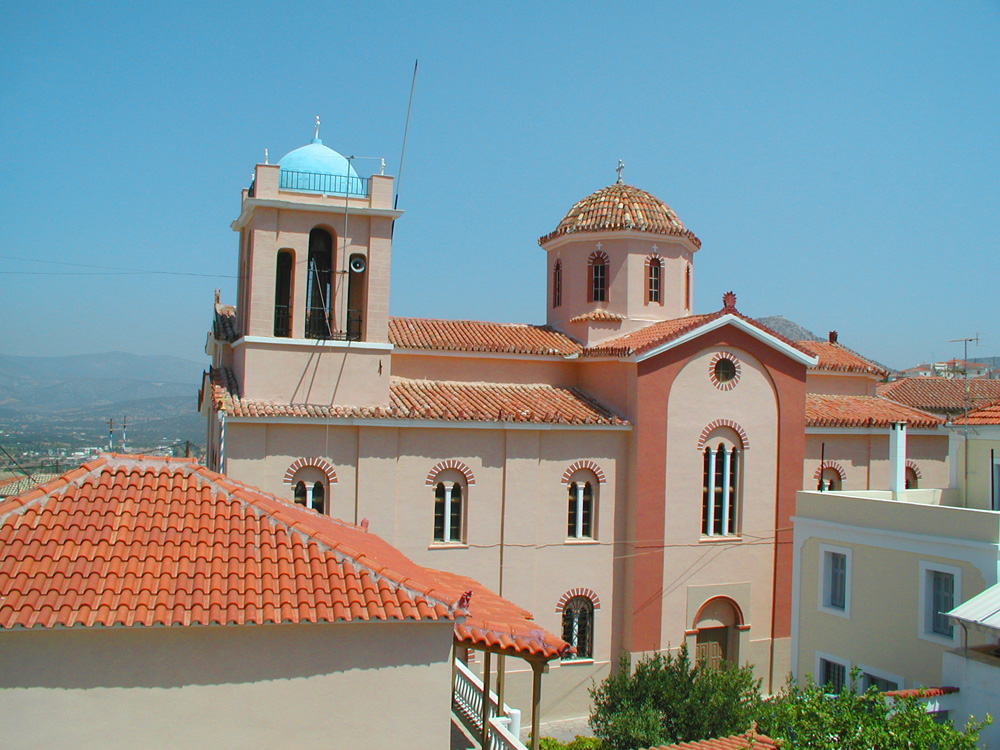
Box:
(829, 330, 838, 344)
(889, 422, 907, 498)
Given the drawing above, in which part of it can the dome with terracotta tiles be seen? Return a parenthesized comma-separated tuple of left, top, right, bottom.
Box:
(539, 182, 700, 247)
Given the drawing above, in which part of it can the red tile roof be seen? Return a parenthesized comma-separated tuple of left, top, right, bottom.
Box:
(389, 317, 580, 356)
(582, 305, 812, 360)
(952, 398, 1000, 425)
(213, 291, 239, 343)
(884, 686, 959, 699)
(208, 370, 627, 426)
(796, 340, 888, 377)
(539, 183, 701, 248)
(0, 455, 569, 659)
(569, 310, 626, 323)
(641, 731, 779, 750)
(807, 394, 944, 429)
(878, 377, 1000, 415)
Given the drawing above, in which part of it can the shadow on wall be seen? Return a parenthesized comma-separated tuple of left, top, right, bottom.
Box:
(0, 620, 451, 689)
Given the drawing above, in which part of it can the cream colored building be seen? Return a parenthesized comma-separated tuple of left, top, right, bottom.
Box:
(791, 482, 1000, 692)
(950, 398, 1000, 511)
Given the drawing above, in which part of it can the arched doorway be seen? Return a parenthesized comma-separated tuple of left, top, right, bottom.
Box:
(693, 597, 743, 669)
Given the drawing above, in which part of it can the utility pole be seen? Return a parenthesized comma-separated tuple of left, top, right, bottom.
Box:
(949, 334, 980, 507)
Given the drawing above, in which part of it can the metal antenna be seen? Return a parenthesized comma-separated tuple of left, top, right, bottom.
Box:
(949, 333, 981, 507)
(394, 60, 419, 211)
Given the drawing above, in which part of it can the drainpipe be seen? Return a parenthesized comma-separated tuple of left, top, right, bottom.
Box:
(888, 422, 906, 499)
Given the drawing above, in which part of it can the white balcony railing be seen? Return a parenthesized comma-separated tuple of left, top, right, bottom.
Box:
(453, 657, 526, 750)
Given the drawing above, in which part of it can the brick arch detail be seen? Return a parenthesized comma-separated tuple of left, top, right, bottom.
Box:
(425, 459, 477, 487)
(561, 460, 607, 485)
(905, 460, 922, 479)
(283, 458, 338, 485)
(692, 595, 745, 630)
(708, 351, 742, 391)
(812, 461, 847, 482)
(644, 252, 664, 268)
(697, 420, 750, 450)
(555, 588, 602, 613)
(588, 250, 609, 266)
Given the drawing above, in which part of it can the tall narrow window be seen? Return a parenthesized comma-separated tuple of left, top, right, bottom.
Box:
(312, 481, 325, 514)
(827, 552, 847, 610)
(274, 251, 293, 337)
(905, 466, 919, 489)
(433, 481, 464, 544)
(292, 479, 326, 513)
(702, 443, 739, 536)
(553, 260, 562, 308)
(567, 481, 594, 539)
(647, 257, 662, 304)
(931, 571, 954, 637)
(685, 264, 692, 310)
(588, 252, 609, 303)
(305, 228, 333, 338)
(561, 596, 594, 659)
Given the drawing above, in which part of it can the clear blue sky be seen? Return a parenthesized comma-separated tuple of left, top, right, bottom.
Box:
(3, 1, 998, 370)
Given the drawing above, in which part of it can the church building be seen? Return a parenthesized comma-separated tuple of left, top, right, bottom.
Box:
(200, 123, 823, 719)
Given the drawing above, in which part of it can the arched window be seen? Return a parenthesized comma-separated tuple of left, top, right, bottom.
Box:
(552, 260, 562, 308)
(588, 251, 608, 303)
(567, 478, 596, 539)
(646, 257, 662, 305)
(702, 440, 740, 536)
(905, 466, 919, 490)
(818, 467, 843, 491)
(433, 480, 465, 544)
(561, 596, 594, 660)
(273, 250, 293, 337)
(305, 228, 334, 338)
(292, 479, 326, 513)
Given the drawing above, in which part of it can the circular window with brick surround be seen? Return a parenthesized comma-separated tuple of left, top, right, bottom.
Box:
(709, 352, 741, 391)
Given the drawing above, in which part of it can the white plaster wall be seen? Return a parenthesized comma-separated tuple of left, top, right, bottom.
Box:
(942, 648, 1000, 749)
(0, 620, 453, 750)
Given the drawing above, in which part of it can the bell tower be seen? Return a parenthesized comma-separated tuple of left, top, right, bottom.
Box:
(224, 120, 402, 406)
(539, 171, 700, 346)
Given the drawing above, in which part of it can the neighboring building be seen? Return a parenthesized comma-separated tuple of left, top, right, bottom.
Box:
(879, 376, 1000, 420)
(0, 454, 567, 750)
(932, 359, 993, 380)
(951, 399, 1000, 512)
(944, 582, 1000, 749)
(796, 333, 949, 492)
(200, 125, 820, 719)
(791, 476, 1000, 693)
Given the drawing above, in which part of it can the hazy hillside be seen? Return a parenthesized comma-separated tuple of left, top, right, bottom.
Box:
(0, 352, 206, 450)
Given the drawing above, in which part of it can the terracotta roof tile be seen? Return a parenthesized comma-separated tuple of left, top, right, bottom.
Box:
(213, 298, 239, 343)
(0, 455, 568, 659)
(209, 370, 627, 426)
(884, 686, 959, 699)
(569, 310, 625, 323)
(878, 377, 1000, 415)
(540, 183, 701, 248)
(641, 731, 779, 749)
(582, 304, 811, 360)
(952, 398, 1000, 425)
(388, 316, 581, 356)
(807, 394, 943, 429)
(797, 340, 889, 377)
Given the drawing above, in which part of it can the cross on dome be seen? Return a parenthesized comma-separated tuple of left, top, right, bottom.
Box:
(616, 159, 625, 184)
(313, 115, 321, 143)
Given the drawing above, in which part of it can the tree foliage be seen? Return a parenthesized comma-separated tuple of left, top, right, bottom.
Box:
(588, 642, 762, 750)
(758, 671, 991, 750)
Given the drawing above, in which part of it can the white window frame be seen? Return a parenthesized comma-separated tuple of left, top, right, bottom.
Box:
(917, 560, 962, 647)
(814, 651, 851, 693)
(857, 663, 904, 693)
(431, 479, 467, 547)
(566, 473, 598, 541)
(817, 543, 852, 619)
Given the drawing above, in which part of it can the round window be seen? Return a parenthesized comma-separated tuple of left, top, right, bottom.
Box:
(714, 357, 737, 383)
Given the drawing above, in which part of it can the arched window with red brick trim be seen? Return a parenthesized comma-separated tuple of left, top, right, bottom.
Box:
(553, 260, 563, 308)
(588, 251, 609, 303)
(646, 256, 663, 305)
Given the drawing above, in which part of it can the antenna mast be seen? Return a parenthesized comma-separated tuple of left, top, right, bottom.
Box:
(394, 59, 419, 211)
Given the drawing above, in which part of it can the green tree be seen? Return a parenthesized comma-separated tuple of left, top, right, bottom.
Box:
(589, 643, 762, 750)
(758, 671, 991, 750)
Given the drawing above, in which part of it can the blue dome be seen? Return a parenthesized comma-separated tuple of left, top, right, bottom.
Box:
(278, 138, 364, 195)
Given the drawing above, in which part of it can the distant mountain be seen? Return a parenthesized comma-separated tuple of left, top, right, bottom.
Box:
(0, 352, 206, 450)
(755, 316, 822, 342)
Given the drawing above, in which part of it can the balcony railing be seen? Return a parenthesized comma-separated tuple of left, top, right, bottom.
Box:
(453, 657, 526, 750)
(279, 169, 369, 196)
